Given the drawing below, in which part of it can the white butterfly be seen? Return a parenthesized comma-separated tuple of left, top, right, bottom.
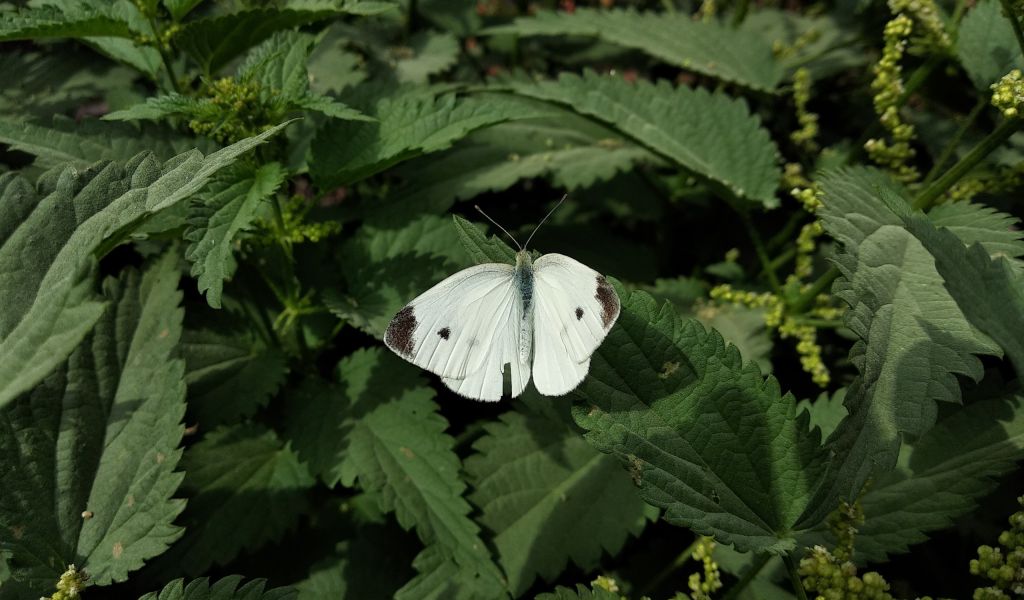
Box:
(383, 199, 620, 401)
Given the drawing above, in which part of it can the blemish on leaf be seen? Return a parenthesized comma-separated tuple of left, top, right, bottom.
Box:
(112, 542, 123, 559)
(587, 404, 602, 417)
(10, 525, 24, 540)
(400, 446, 415, 459)
(81, 511, 93, 519)
(184, 423, 199, 436)
(158, 328, 169, 338)
(659, 361, 680, 379)
(155, 452, 165, 464)
(126, 495, 135, 508)
(627, 455, 644, 487)
(711, 489, 721, 504)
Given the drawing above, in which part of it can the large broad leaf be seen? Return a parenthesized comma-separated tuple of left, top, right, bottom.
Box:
(0, 253, 186, 590)
(310, 86, 558, 189)
(0, 5, 134, 41)
(139, 576, 297, 600)
(310, 348, 504, 597)
(466, 401, 655, 596)
(152, 424, 315, 577)
(927, 201, 1024, 262)
(385, 116, 657, 216)
(800, 168, 1002, 526)
(184, 163, 286, 309)
(485, 8, 784, 92)
(500, 71, 781, 206)
(572, 288, 827, 553)
(0, 117, 214, 169)
(855, 393, 1024, 561)
(182, 327, 288, 427)
(0, 124, 287, 409)
(956, 0, 1024, 89)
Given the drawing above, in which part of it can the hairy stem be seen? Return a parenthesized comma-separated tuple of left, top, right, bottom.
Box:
(790, 266, 840, 313)
(999, 0, 1024, 60)
(783, 554, 809, 600)
(912, 117, 1023, 210)
(741, 212, 783, 294)
(921, 96, 988, 186)
(147, 16, 183, 94)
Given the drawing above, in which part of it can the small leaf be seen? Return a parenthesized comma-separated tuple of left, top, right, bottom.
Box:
(500, 70, 781, 206)
(926, 200, 1024, 262)
(162, 0, 205, 22)
(486, 8, 784, 91)
(154, 424, 315, 576)
(454, 215, 518, 265)
(139, 576, 297, 600)
(102, 93, 203, 122)
(394, 31, 460, 83)
(573, 288, 827, 553)
(466, 403, 655, 595)
(184, 163, 286, 308)
(0, 253, 186, 590)
(956, 0, 1024, 89)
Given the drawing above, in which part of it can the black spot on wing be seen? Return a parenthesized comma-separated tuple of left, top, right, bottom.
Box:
(595, 276, 619, 329)
(438, 327, 450, 340)
(385, 305, 417, 357)
(575, 307, 584, 320)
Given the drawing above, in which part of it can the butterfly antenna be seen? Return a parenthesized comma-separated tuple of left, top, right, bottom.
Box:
(523, 193, 567, 250)
(474, 205, 523, 251)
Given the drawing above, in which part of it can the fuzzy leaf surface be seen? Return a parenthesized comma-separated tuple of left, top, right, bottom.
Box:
(466, 404, 655, 596)
(486, 8, 784, 91)
(572, 289, 827, 553)
(154, 424, 314, 576)
(956, 0, 1024, 89)
(0, 253, 186, 590)
(0, 126, 286, 408)
(927, 201, 1024, 261)
(310, 87, 557, 188)
(0, 5, 133, 41)
(501, 71, 780, 206)
(139, 576, 297, 600)
(184, 163, 285, 308)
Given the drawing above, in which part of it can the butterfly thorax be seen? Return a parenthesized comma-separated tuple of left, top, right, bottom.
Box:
(514, 250, 535, 363)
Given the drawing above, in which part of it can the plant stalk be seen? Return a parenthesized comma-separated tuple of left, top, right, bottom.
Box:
(789, 266, 839, 313)
(999, 0, 1024, 60)
(921, 95, 988, 186)
(720, 553, 772, 600)
(783, 554, 809, 600)
(912, 117, 1023, 210)
(741, 212, 783, 295)
(637, 537, 701, 596)
(147, 15, 183, 94)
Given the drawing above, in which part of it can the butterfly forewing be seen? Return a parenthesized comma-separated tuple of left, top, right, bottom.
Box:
(530, 253, 620, 396)
(383, 263, 530, 401)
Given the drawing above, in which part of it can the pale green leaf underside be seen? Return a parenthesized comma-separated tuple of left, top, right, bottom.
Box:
(573, 289, 826, 553)
(486, 8, 784, 91)
(0, 253, 186, 590)
(466, 406, 655, 596)
(500, 70, 781, 206)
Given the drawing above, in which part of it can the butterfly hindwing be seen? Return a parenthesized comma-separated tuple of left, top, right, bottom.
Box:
(531, 253, 620, 396)
(384, 263, 531, 401)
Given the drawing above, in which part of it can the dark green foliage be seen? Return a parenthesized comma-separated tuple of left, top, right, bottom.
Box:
(1, 1, 1023, 599)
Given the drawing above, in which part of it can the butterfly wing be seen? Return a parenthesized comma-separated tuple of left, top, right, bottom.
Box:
(531, 253, 620, 396)
(384, 263, 531, 402)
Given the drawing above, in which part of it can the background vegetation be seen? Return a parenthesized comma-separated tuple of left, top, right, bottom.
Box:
(0, 0, 1022, 598)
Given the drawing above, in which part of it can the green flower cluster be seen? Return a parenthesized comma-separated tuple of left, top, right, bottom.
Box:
(800, 498, 895, 599)
(188, 77, 276, 145)
(687, 537, 722, 600)
(272, 195, 343, 245)
(791, 68, 820, 152)
(865, 14, 919, 182)
(42, 564, 88, 600)
(991, 70, 1024, 118)
(970, 495, 1024, 599)
(888, 0, 952, 50)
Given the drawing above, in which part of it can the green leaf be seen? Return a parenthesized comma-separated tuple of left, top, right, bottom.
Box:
(156, 424, 315, 576)
(535, 584, 621, 600)
(238, 31, 319, 103)
(184, 163, 286, 308)
(394, 31, 460, 83)
(926, 201, 1024, 262)
(182, 327, 288, 427)
(331, 348, 504, 596)
(956, 0, 1024, 89)
(486, 8, 784, 91)
(163, 0, 205, 21)
(310, 87, 558, 188)
(572, 288, 827, 553)
(395, 545, 506, 600)
(500, 71, 781, 206)
(174, 8, 355, 75)
(139, 576, 297, 600)
(0, 116, 215, 169)
(102, 93, 202, 122)
(386, 117, 657, 216)
(0, 5, 134, 41)
(294, 531, 415, 599)
(465, 403, 655, 596)
(325, 214, 472, 336)
(856, 393, 1024, 561)
(454, 215, 518, 265)
(797, 389, 848, 440)
(0, 125, 287, 408)
(0, 253, 186, 590)
(741, 9, 866, 79)
(899, 211, 1024, 375)
(803, 170, 1002, 526)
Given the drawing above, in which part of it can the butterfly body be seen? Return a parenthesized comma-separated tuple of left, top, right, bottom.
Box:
(384, 248, 620, 402)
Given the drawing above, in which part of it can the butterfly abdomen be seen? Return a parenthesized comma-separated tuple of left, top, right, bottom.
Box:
(515, 251, 535, 363)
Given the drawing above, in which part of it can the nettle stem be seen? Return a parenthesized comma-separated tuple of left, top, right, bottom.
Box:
(999, 0, 1024, 59)
(740, 212, 783, 295)
(912, 117, 1023, 210)
(921, 95, 988, 186)
(720, 553, 771, 600)
(789, 266, 839, 313)
(783, 554, 809, 600)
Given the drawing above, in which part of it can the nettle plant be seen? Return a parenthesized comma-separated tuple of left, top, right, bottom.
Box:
(0, 0, 1023, 599)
